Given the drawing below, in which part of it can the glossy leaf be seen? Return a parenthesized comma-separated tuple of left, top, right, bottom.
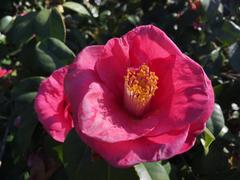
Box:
(14, 92, 38, 154)
(34, 37, 75, 75)
(63, 129, 107, 180)
(0, 15, 13, 33)
(134, 162, 170, 180)
(214, 83, 229, 98)
(34, 8, 66, 42)
(200, 0, 223, 23)
(7, 12, 36, 45)
(228, 42, 240, 72)
(11, 76, 45, 98)
(207, 103, 228, 137)
(200, 48, 223, 75)
(200, 128, 215, 154)
(63, 1, 91, 17)
(14, 109, 38, 154)
(44, 135, 64, 163)
(14, 92, 37, 113)
(214, 20, 240, 45)
(63, 129, 91, 179)
(191, 140, 230, 177)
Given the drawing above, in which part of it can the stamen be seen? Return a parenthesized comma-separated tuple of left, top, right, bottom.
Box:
(124, 64, 158, 116)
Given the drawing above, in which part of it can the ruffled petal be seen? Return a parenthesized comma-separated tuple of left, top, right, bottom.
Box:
(177, 134, 197, 154)
(178, 79, 214, 154)
(73, 45, 104, 70)
(64, 45, 105, 113)
(95, 38, 129, 96)
(35, 67, 73, 142)
(147, 54, 214, 136)
(123, 25, 183, 67)
(77, 82, 160, 143)
(65, 44, 160, 143)
(95, 25, 183, 95)
(177, 119, 208, 155)
(76, 125, 190, 167)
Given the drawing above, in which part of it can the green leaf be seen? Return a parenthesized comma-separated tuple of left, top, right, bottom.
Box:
(200, 0, 223, 23)
(214, 20, 240, 46)
(14, 109, 38, 154)
(11, 76, 45, 98)
(14, 92, 37, 113)
(0, 33, 6, 44)
(63, 1, 91, 17)
(44, 135, 64, 163)
(228, 42, 240, 72)
(134, 162, 170, 180)
(200, 48, 223, 75)
(34, 37, 75, 75)
(162, 161, 171, 175)
(34, 8, 66, 42)
(7, 12, 36, 45)
(200, 0, 211, 11)
(0, 15, 13, 33)
(161, 161, 178, 180)
(63, 129, 90, 179)
(190, 140, 229, 176)
(200, 128, 215, 155)
(127, 15, 140, 25)
(207, 103, 228, 137)
(201, 0, 223, 14)
(214, 83, 229, 98)
(14, 92, 38, 154)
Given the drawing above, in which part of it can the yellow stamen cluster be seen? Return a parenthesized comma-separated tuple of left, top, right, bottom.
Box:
(124, 64, 158, 116)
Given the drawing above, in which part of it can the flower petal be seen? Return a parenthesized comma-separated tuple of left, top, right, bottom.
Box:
(95, 38, 129, 96)
(76, 125, 190, 167)
(95, 25, 183, 95)
(73, 45, 104, 70)
(77, 82, 160, 143)
(176, 119, 209, 155)
(35, 67, 73, 142)
(66, 45, 161, 143)
(123, 25, 183, 67)
(178, 79, 215, 154)
(177, 134, 197, 154)
(64, 45, 104, 113)
(147, 54, 214, 136)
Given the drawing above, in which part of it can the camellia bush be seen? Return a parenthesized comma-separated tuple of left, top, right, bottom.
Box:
(0, 0, 240, 179)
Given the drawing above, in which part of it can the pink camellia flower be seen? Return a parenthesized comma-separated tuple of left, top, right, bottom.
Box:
(0, 67, 12, 78)
(35, 67, 73, 142)
(62, 25, 214, 167)
(35, 25, 214, 167)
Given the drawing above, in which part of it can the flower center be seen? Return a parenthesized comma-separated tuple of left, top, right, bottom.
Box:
(124, 64, 158, 117)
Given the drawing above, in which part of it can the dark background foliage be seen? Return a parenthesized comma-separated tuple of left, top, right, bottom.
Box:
(0, 0, 240, 179)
